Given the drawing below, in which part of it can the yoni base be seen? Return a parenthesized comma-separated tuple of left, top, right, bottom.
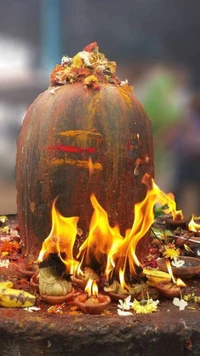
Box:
(0, 304, 199, 356)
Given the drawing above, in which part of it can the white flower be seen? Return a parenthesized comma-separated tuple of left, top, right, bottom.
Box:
(120, 79, 129, 86)
(173, 297, 188, 311)
(61, 55, 72, 66)
(118, 295, 133, 311)
(79, 51, 91, 66)
(23, 306, 41, 312)
(172, 259, 185, 268)
(50, 87, 60, 95)
(117, 309, 133, 316)
(0, 259, 9, 268)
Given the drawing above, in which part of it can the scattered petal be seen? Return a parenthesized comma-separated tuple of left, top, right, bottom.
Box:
(120, 79, 129, 86)
(173, 297, 188, 310)
(117, 309, 133, 316)
(47, 303, 66, 314)
(23, 306, 41, 312)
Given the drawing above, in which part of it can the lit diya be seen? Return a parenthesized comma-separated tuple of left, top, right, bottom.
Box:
(155, 259, 186, 298)
(163, 199, 186, 228)
(157, 256, 200, 279)
(74, 279, 110, 314)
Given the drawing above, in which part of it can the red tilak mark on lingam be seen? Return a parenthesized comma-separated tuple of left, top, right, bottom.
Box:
(48, 145, 96, 154)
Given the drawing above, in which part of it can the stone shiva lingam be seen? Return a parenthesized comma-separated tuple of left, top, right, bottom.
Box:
(16, 42, 154, 261)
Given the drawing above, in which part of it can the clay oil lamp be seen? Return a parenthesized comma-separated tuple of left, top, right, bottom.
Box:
(74, 278, 110, 314)
(156, 259, 186, 298)
(161, 197, 191, 229)
(173, 215, 200, 247)
(164, 206, 185, 228)
(157, 256, 200, 280)
(30, 273, 39, 292)
(188, 215, 200, 235)
(104, 266, 148, 302)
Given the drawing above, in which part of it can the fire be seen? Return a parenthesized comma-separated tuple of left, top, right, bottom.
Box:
(105, 174, 183, 282)
(188, 214, 200, 232)
(162, 192, 183, 221)
(38, 173, 183, 292)
(176, 278, 186, 287)
(165, 259, 177, 284)
(77, 193, 123, 276)
(38, 198, 79, 274)
(85, 278, 98, 297)
(165, 259, 186, 287)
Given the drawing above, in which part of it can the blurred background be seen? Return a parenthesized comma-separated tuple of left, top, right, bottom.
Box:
(1, 0, 200, 216)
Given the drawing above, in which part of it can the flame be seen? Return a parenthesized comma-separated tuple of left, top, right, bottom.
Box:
(162, 192, 183, 220)
(77, 173, 183, 290)
(77, 193, 123, 276)
(165, 259, 186, 287)
(188, 215, 200, 232)
(165, 259, 177, 284)
(176, 278, 186, 287)
(88, 156, 94, 177)
(85, 278, 98, 297)
(38, 198, 79, 274)
(119, 268, 129, 292)
(38, 172, 183, 292)
(106, 174, 183, 281)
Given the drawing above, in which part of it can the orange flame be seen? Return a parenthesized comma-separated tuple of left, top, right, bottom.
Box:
(106, 174, 183, 281)
(38, 173, 183, 292)
(165, 259, 177, 284)
(176, 278, 186, 287)
(188, 214, 200, 232)
(85, 278, 98, 297)
(77, 193, 123, 276)
(162, 193, 183, 220)
(38, 198, 79, 274)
